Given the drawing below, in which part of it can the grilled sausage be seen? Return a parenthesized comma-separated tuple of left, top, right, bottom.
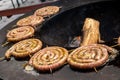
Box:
(29, 46, 68, 72)
(7, 26, 34, 42)
(34, 6, 60, 17)
(67, 44, 108, 69)
(16, 15, 44, 27)
(5, 38, 42, 60)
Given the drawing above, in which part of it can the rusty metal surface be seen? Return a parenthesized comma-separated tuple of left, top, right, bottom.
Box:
(0, 0, 120, 80)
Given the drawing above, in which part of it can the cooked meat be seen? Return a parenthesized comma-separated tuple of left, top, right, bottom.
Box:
(81, 18, 100, 46)
(67, 44, 109, 69)
(34, 6, 60, 17)
(16, 15, 44, 27)
(67, 18, 110, 69)
(118, 37, 120, 45)
(29, 46, 68, 72)
(7, 26, 34, 42)
(5, 38, 42, 60)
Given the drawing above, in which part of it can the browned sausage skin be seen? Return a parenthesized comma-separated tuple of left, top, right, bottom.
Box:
(118, 37, 120, 45)
(29, 46, 68, 72)
(7, 26, 35, 42)
(67, 18, 110, 69)
(67, 44, 109, 69)
(16, 15, 44, 27)
(81, 18, 100, 46)
(34, 6, 60, 17)
(5, 38, 42, 60)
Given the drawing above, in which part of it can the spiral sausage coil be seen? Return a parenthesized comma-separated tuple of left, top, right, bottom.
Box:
(5, 38, 42, 59)
(16, 15, 44, 27)
(67, 44, 109, 69)
(7, 26, 34, 42)
(34, 6, 60, 17)
(29, 46, 68, 71)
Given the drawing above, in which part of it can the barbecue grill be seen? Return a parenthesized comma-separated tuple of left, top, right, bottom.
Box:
(0, 0, 120, 80)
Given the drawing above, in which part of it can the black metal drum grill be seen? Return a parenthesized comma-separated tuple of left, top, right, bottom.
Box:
(0, 0, 120, 80)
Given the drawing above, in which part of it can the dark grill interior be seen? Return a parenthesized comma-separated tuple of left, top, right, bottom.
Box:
(38, 1, 120, 49)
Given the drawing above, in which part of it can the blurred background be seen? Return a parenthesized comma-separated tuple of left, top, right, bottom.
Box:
(0, 0, 54, 29)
